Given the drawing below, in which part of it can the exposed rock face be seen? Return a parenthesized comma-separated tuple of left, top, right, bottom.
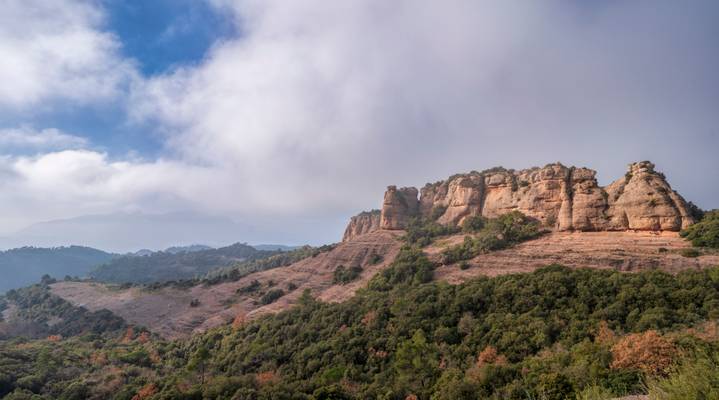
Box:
(343, 161, 695, 238)
(380, 186, 419, 230)
(604, 161, 695, 231)
(342, 210, 381, 242)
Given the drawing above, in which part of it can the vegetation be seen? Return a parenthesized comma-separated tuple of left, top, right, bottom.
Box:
(681, 210, 719, 249)
(259, 289, 285, 305)
(1, 265, 719, 398)
(204, 244, 337, 285)
(90, 243, 280, 284)
(404, 217, 459, 247)
(442, 211, 542, 264)
(0, 246, 114, 293)
(333, 265, 363, 285)
(0, 283, 126, 339)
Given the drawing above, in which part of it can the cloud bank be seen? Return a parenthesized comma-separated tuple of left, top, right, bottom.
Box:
(0, 0, 717, 245)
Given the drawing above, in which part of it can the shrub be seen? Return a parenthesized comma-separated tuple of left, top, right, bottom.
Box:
(610, 330, 677, 376)
(237, 280, 261, 294)
(680, 248, 700, 258)
(646, 351, 719, 399)
(461, 215, 486, 233)
(681, 210, 719, 249)
(404, 217, 459, 246)
(332, 265, 363, 285)
(442, 211, 542, 263)
(260, 289, 285, 305)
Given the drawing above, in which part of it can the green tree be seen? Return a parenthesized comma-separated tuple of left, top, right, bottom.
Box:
(394, 330, 440, 397)
(188, 345, 211, 386)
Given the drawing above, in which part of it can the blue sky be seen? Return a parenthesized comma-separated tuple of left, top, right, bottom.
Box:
(105, 0, 236, 76)
(0, 1, 236, 158)
(0, 0, 717, 250)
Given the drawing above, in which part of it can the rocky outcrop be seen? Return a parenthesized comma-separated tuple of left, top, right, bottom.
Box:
(604, 162, 695, 231)
(347, 161, 695, 236)
(342, 210, 381, 242)
(380, 186, 419, 230)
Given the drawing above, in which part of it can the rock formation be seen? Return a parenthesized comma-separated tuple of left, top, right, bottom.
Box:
(343, 161, 697, 240)
(342, 210, 381, 242)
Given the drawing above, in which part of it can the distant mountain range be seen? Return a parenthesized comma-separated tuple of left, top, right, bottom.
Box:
(0, 211, 341, 253)
(89, 243, 284, 284)
(0, 211, 264, 253)
(0, 246, 115, 293)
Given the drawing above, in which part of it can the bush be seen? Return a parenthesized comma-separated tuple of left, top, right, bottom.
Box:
(461, 215, 486, 233)
(681, 210, 719, 249)
(237, 280, 261, 294)
(332, 265, 363, 285)
(443, 211, 542, 263)
(680, 248, 701, 258)
(404, 217, 459, 246)
(260, 289, 285, 305)
(646, 351, 719, 399)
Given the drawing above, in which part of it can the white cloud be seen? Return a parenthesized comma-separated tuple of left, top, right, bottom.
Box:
(0, 1, 717, 244)
(130, 0, 719, 220)
(0, 127, 88, 151)
(0, 0, 136, 108)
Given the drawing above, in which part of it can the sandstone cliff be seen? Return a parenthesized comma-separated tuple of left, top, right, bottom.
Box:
(342, 210, 381, 242)
(343, 161, 696, 239)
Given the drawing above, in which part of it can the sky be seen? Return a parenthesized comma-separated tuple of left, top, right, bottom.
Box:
(0, 0, 717, 251)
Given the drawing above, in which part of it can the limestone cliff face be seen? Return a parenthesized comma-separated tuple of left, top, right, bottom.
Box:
(342, 210, 381, 242)
(343, 161, 696, 239)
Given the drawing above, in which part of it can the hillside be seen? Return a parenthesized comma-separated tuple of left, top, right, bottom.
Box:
(0, 246, 114, 293)
(1, 161, 717, 399)
(52, 231, 402, 339)
(88, 242, 281, 284)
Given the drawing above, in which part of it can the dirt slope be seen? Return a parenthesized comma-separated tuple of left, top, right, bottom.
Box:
(50, 230, 718, 339)
(51, 231, 403, 339)
(428, 231, 719, 284)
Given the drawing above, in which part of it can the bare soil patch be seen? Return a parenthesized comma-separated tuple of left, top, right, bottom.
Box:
(431, 231, 719, 284)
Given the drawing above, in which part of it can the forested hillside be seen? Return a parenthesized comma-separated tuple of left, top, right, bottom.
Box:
(89, 243, 283, 284)
(0, 246, 114, 293)
(2, 266, 719, 399)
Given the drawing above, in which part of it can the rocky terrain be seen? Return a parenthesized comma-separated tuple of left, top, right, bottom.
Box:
(344, 161, 698, 241)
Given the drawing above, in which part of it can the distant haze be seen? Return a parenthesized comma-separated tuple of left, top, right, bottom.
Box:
(0, 212, 320, 253)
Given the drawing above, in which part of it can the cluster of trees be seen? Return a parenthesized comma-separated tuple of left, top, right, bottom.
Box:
(1, 283, 126, 339)
(2, 265, 719, 398)
(89, 243, 282, 285)
(141, 265, 719, 399)
(681, 210, 719, 249)
(442, 212, 542, 264)
(203, 245, 336, 286)
(333, 265, 363, 285)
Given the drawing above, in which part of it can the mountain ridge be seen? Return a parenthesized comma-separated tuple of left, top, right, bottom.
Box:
(344, 161, 700, 241)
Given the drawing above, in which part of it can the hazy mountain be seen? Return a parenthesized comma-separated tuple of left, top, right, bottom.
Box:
(0, 246, 114, 293)
(0, 212, 263, 253)
(251, 244, 301, 251)
(164, 244, 214, 254)
(89, 243, 281, 284)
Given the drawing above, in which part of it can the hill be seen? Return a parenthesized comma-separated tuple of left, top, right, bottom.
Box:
(89, 242, 282, 284)
(0, 246, 114, 293)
